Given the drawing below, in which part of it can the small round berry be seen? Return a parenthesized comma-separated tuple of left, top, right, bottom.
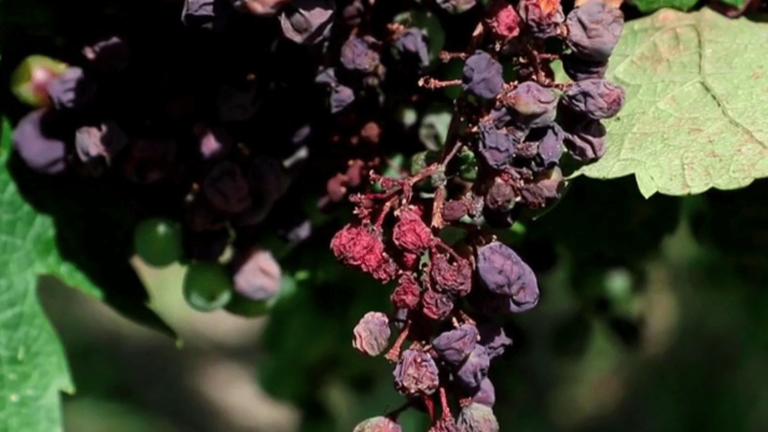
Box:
(134, 218, 184, 267)
(183, 262, 234, 312)
(353, 312, 392, 356)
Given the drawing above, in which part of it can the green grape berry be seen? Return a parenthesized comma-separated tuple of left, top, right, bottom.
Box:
(133, 218, 184, 267)
(183, 262, 233, 312)
(10, 55, 68, 107)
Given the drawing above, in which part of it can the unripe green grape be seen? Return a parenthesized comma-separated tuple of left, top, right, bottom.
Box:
(133, 218, 184, 267)
(10, 55, 68, 107)
(183, 262, 233, 312)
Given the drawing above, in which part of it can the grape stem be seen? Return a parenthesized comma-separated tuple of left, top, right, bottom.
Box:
(385, 320, 411, 363)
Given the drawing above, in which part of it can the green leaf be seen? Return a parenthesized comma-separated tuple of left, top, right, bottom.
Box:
(0, 118, 98, 432)
(629, 0, 698, 13)
(578, 9, 768, 197)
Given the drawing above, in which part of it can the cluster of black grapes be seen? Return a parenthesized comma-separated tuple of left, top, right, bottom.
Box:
(7, 0, 625, 429)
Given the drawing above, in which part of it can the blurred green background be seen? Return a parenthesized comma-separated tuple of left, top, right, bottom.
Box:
(38, 176, 768, 432)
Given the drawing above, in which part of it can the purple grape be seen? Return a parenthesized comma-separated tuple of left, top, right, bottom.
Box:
(502, 81, 557, 128)
(340, 36, 381, 74)
(316, 68, 356, 113)
(532, 125, 564, 169)
(12, 109, 68, 174)
(477, 324, 512, 359)
(394, 28, 430, 69)
(517, 0, 565, 39)
(520, 166, 562, 208)
(393, 349, 440, 396)
(566, 1, 623, 62)
(353, 311, 392, 356)
(248, 157, 291, 204)
(456, 403, 499, 432)
(45, 67, 94, 111)
(202, 161, 252, 215)
(278, 0, 335, 44)
(476, 241, 539, 312)
(432, 324, 479, 366)
(473, 378, 496, 407)
(232, 249, 282, 302)
(562, 79, 625, 120)
(217, 84, 259, 123)
(477, 124, 523, 170)
(485, 178, 515, 212)
(561, 118, 606, 162)
(462, 51, 504, 101)
(454, 345, 490, 393)
(331, 84, 355, 113)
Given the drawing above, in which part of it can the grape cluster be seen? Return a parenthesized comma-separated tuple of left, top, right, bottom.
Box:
(8, 0, 625, 429)
(327, 0, 624, 431)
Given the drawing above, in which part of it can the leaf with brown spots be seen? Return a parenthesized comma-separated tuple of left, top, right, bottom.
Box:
(577, 8, 768, 197)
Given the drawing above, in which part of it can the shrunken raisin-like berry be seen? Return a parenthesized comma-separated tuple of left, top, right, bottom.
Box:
(422, 288, 455, 320)
(392, 273, 422, 310)
(353, 416, 403, 432)
(353, 312, 392, 356)
(473, 378, 496, 407)
(331, 224, 398, 282)
(454, 345, 490, 393)
(456, 403, 500, 432)
(432, 324, 479, 366)
(431, 253, 472, 297)
(478, 324, 512, 359)
(476, 241, 539, 312)
(566, 1, 623, 62)
(393, 207, 435, 253)
(462, 51, 504, 100)
(394, 349, 440, 396)
(562, 79, 625, 120)
(488, 3, 521, 40)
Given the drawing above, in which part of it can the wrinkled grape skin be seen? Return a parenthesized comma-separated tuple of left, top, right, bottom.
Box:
(533, 125, 564, 170)
(12, 109, 68, 175)
(454, 345, 490, 393)
(393, 349, 440, 396)
(566, 1, 624, 62)
(462, 51, 504, 101)
(279, 0, 335, 44)
(45, 67, 93, 111)
(478, 324, 512, 359)
(517, 0, 565, 39)
(353, 312, 392, 356)
(432, 324, 479, 366)
(561, 118, 606, 162)
(456, 403, 500, 432)
(341, 36, 381, 74)
(502, 82, 558, 128)
(476, 241, 539, 312)
(562, 79, 625, 120)
(477, 124, 523, 170)
(394, 28, 430, 69)
(436, 0, 476, 14)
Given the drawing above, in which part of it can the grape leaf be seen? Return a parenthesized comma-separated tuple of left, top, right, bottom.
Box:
(0, 118, 101, 432)
(628, 0, 698, 13)
(578, 9, 768, 197)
